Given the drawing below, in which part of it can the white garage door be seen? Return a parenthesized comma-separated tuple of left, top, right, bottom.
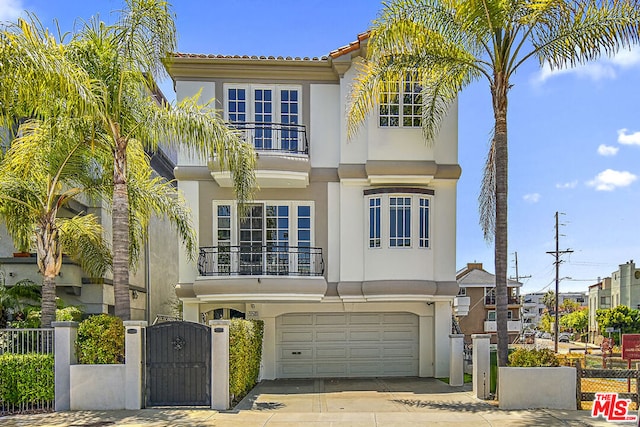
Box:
(276, 312, 419, 378)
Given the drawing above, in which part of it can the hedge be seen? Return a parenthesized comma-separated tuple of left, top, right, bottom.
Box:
(229, 319, 264, 403)
(75, 314, 125, 364)
(0, 354, 54, 405)
(508, 347, 559, 367)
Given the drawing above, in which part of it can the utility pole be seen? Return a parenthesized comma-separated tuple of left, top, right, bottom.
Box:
(546, 212, 573, 353)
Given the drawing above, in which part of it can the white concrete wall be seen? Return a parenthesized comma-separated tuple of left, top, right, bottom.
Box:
(339, 62, 369, 163)
(178, 180, 199, 286)
(70, 365, 126, 410)
(310, 84, 340, 168)
(326, 182, 341, 284)
(339, 184, 365, 282)
(498, 367, 577, 410)
(432, 180, 457, 281)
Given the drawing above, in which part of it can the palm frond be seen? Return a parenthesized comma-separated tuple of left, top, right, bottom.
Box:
(58, 214, 112, 277)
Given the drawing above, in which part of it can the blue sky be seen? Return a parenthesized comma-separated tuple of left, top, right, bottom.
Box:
(3, 0, 640, 295)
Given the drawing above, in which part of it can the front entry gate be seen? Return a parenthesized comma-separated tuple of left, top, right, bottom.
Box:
(146, 321, 211, 406)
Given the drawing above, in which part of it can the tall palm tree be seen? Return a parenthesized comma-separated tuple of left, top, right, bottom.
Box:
(0, 118, 112, 327)
(348, 0, 640, 366)
(3, 1, 256, 320)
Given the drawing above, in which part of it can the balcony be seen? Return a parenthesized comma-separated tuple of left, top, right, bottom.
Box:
(484, 296, 521, 306)
(231, 122, 308, 155)
(198, 245, 324, 277)
(484, 320, 522, 333)
(210, 122, 311, 189)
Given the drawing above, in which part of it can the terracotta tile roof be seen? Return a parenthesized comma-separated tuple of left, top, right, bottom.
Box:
(329, 32, 370, 59)
(171, 31, 371, 62)
(171, 53, 327, 61)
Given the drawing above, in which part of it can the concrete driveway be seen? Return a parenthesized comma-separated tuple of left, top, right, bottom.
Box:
(0, 377, 625, 426)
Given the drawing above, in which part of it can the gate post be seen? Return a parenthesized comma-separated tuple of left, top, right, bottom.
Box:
(472, 334, 491, 400)
(52, 321, 78, 411)
(210, 320, 230, 410)
(124, 321, 147, 410)
(449, 334, 465, 386)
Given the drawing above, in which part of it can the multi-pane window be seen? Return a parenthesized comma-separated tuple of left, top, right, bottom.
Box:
(254, 89, 273, 149)
(487, 310, 512, 321)
(297, 205, 312, 273)
(266, 205, 288, 274)
(280, 89, 299, 152)
(379, 74, 422, 128)
(389, 197, 411, 247)
(225, 85, 301, 152)
(217, 205, 232, 273)
(227, 89, 246, 123)
(369, 197, 381, 248)
(419, 198, 429, 248)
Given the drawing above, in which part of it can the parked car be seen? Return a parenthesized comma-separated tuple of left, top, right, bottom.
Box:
(558, 333, 571, 343)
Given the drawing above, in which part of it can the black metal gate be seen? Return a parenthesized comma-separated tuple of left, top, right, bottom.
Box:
(146, 321, 211, 406)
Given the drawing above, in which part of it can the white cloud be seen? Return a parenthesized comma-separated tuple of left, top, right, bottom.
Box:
(556, 181, 578, 189)
(586, 169, 637, 191)
(597, 144, 619, 156)
(533, 46, 640, 84)
(523, 193, 541, 203)
(0, 0, 23, 21)
(618, 129, 640, 146)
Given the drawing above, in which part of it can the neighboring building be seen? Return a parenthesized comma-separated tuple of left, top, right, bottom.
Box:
(166, 33, 461, 379)
(0, 91, 180, 322)
(522, 291, 587, 329)
(588, 260, 640, 342)
(455, 262, 522, 344)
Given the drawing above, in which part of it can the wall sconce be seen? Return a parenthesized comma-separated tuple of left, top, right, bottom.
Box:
(132, 290, 139, 299)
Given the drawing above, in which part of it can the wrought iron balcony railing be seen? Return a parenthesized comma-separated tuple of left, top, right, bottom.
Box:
(484, 296, 520, 305)
(230, 122, 308, 154)
(198, 245, 324, 276)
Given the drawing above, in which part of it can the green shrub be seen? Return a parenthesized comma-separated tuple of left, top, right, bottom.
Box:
(229, 319, 264, 403)
(56, 306, 83, 322)
(75, 314, 124, 364)
(0, 354, 54, 404)
(508, 347, 559, 367)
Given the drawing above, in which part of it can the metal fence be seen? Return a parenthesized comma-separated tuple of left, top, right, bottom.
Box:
(0, 328, 55, 415)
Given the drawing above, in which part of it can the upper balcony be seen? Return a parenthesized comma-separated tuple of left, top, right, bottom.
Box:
(198, 245, 324, 277)
(209, 122, 311, 189)
(179, 245, 328, 304)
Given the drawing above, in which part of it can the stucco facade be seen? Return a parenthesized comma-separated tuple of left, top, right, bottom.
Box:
(166, 35, 461, 379)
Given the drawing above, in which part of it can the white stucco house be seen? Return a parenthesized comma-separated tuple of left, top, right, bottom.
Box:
(166, 33, 461, 379)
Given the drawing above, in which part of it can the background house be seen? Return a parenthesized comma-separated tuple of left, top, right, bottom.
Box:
(588, 260, 640, 342)
(455, 262, 522, 344)
(167, 33, 461, 379)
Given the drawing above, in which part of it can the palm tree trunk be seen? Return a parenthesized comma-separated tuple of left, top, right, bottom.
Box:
(36, 217, 62, 328)
(492, 72, 509, 367)
(113, 137, 131, 320)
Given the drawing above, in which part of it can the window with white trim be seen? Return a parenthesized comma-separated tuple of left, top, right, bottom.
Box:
(225, 84, 302, 151)
(487, 310, 513, 321)
(457, 287, 466, 296)
(379, 73, 422, 128)
(365, 191, 432, 250)
(369, 197, 381, 248)
(389, 197, 411, 247)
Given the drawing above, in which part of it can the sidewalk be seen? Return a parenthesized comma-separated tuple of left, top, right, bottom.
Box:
(0, 378, 633, 426)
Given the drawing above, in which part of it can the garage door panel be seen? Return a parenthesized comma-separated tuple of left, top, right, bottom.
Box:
(276, 312, 420, 378)
(382, 330, 416, 341)
(315, 314, 347, 325)
(279, 347, 313, 360)
(382, 345, 416, 357)
(281, 363, 314, 376)
(349, 347, 381, 358)
(349, 313, 382, 324)
(349, 330, 382, 341)
(315, 331, 348, 342)
(316, 347, 347, 358)
(280, 331, 314, 343)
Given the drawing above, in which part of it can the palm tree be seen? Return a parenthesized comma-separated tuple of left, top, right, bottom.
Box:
(0, 118, 112, 327)
(348, 0, 640, 366)
(4, 1, 256, 320)
(0, 279, 41, 328)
